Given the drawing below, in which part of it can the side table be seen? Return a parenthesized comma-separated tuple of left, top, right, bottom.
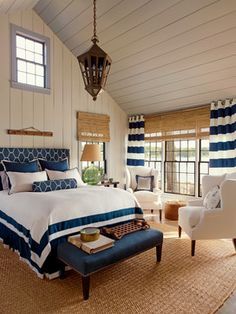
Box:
(99, 181, 119, 188)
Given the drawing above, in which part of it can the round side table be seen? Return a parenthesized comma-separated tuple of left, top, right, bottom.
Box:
(164, 201, 186, 221)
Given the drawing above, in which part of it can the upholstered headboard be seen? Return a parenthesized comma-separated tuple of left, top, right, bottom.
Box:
(0, 147, 70, 172)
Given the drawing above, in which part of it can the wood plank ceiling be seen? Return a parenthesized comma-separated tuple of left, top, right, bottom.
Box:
(0, 0, 38, 13)
(34, 0, 236, 115)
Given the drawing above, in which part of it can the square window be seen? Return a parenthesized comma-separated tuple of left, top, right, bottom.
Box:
(27, 62, 35, 74)
(16, 47, 25, 59)
(27, 73, 35, 85)
(11, 24, 50, 92)
(16, 35, 25, 48)
(35, 53, 43, 64)
(17, 71, 26, 84)
(17, 60, 26, 72)
(25, 50, 34, 62)
(26, 38, 34, 52)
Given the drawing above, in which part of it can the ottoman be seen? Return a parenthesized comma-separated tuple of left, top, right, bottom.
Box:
(57, 228, 163, 300)
(164, 201, 186, 220)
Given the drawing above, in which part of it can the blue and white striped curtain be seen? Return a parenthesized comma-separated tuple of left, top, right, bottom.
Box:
(209, 99, 236, 175)
(127, 115, 145, 166)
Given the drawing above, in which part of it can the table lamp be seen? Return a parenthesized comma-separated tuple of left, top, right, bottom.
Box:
(80, 143, 103, 185)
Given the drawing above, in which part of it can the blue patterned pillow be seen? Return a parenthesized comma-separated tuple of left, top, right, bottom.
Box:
(2, 159, 39, 172)
(38, 158, 69, 171)
(32, 178, 77, 192)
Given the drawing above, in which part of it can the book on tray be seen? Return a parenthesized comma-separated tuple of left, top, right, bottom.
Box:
(68, 234, 115, 254)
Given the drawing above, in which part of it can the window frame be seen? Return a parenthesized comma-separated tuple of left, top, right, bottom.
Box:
(164, 140, 196, 196)
(144, 141, 162, 189)
(198, 139, 210, 197)
(11, 24, 50, 94)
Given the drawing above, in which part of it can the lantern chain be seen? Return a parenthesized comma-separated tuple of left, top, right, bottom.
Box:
(92, 0, 99, 43)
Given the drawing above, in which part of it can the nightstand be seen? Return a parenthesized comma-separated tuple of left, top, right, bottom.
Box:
(99, 181, 119, 188)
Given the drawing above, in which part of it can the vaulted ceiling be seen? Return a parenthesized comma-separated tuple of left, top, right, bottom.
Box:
(5, 0, 236, 114)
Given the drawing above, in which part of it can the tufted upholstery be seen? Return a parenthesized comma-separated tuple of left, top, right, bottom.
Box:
(0, 148, 70, 191)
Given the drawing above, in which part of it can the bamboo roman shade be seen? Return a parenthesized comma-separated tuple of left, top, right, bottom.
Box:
(77, 112, 110, 142)
(145, 106, 210, 141)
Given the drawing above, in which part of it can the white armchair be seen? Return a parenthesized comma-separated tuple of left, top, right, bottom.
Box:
(126, 166, 162, 222)
(178, 173, 236, 256)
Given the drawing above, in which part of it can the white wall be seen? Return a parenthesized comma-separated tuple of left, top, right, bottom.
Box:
(0, 10, 127, 185)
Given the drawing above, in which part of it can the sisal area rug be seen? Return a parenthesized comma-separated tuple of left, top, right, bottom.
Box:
(1, 223, 236, 314)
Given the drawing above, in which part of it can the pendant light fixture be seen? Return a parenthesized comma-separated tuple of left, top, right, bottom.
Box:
(77, 0, 112, 101)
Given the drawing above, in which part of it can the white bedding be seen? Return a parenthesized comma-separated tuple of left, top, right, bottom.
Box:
(0, 186, 142, 276)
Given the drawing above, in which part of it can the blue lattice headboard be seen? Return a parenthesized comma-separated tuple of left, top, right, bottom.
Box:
(0, 148, 70, 172)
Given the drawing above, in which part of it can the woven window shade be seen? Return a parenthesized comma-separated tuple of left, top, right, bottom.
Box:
(145, 106, 210, 141)
(77, 112, 110, 142)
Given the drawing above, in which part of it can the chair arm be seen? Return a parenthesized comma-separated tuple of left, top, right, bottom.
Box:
(187, 199, 203, 206)
(153, 188, 162, 195)
(126, 188, 134, 194)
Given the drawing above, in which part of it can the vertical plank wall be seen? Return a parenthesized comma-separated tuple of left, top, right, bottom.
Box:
(0, 10, 127, 184)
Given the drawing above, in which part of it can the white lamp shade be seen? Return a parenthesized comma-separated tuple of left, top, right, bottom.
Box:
(80, 144, 102, 162)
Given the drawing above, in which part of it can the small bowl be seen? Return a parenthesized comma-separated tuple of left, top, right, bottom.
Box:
(80, 227, 100, 242)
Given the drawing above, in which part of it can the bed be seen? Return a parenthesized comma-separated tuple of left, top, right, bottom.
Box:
(0, 148, 142, 279)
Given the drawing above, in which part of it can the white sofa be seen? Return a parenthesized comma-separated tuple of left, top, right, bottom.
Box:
(178, 173, 236, 256)
(126, 166, 162, 222)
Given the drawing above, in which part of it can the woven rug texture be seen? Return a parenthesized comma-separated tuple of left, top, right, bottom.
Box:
(0, 223, 236, 314)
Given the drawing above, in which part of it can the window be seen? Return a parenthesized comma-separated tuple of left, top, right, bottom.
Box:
(80, 141, 106, 176)
(198, 139, 209, 196)
(165, 140, 196, 196)
(144, 141, 162, 188)
(11, 24, 50, 93)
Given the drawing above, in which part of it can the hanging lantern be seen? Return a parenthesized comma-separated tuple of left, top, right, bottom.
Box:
(77, 0, 112, 101)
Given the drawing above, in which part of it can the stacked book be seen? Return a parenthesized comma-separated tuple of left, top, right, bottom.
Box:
(68, 234, 114, 254)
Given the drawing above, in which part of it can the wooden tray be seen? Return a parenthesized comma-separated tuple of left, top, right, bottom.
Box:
(100, 219, 150, 240)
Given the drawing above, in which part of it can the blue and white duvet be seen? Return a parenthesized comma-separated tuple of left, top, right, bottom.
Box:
(0, 186, 142, 278)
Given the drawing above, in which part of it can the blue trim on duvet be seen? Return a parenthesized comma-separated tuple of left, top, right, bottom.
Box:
(0, 207, 143, 274)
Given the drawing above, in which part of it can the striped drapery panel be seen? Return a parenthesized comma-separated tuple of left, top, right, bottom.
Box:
(127, 115, 145, 166)
(209, 99, 236, 175)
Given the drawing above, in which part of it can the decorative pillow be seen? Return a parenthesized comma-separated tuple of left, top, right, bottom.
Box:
(135, 175, 154, 192)
(203, 185, 221, 210)
(32, 178, 77, 193)
(46, 168, 85, 186)
(39, 158, 69, 171)
(7, 171, 47, 194)
(2, 159, 39, 172)
(0, 171, 9, 190)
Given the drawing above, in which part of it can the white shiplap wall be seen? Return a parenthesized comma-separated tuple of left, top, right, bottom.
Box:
(0, 9, 128, 185)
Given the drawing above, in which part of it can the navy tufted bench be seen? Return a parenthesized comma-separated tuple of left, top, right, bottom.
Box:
(57, 228, 163, 300)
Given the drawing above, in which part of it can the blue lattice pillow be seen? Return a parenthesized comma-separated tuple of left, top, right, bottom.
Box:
(32, 178, 77, 192)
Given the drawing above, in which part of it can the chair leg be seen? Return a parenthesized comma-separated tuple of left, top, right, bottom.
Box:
(232, 239, 236, 250)
(178, 226, 182, 238)
(159, 209, 162, 223)
(191, 240, 196, 256)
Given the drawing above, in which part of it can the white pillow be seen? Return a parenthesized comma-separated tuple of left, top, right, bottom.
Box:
(7, 171, 47, 194)
(46, 168, 85, 186)
(203, 186, 221, 210)
(0, 171, 9, 190)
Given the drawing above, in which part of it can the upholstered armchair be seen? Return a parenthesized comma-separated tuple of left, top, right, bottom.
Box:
(126, 166, 162, 222)
(178, 173, 236, 256)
